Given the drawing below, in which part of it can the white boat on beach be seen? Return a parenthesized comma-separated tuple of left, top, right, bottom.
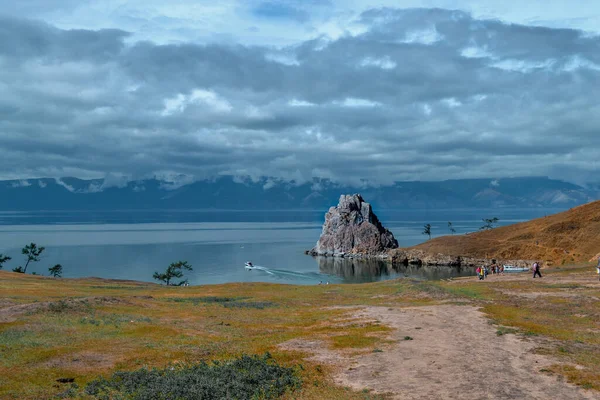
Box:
(503, 265, 529, 273)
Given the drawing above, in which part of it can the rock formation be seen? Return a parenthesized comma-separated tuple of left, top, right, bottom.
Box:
(307, 194, 398, 257)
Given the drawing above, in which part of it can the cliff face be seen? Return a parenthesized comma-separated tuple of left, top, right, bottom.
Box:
(309, 194, 398, 257)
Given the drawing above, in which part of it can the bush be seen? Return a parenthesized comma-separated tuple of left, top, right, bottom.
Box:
(48, 299, 91, 314)
(85, 353, 300, 400)
(223, 301, 275, 309)
(169, 297, 276, 309)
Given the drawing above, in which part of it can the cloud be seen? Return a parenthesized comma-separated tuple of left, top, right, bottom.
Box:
(1, 9, 600, 186)
(162, 89, 233, 116)
(10, 180, 32, 188)
(54, 178, 75, 192)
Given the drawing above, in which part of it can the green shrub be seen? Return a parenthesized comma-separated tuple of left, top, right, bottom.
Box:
(85, 353, 301, 400)
(170, 296, 245, 304)
(223, 301, 275, 309)
(48, 299, 90, 313)
(169, 297, 276, 309)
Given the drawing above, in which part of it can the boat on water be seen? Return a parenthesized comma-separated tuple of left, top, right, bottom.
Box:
(244, 262, 255, 270)
(503, 265, 529, 273)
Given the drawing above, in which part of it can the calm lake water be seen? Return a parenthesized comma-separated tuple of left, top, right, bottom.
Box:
(0, 208, 563, 285)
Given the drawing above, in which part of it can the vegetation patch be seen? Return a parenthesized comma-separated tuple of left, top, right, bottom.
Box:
(331, 334, 379, 349)
(169, 296, 276, 309)
(169, 296, 247, 304)
(539, 283, 582, 290)
(84, 353, 301, 400)
(48, 299, 92, 314)
(495, 326, 518, 336)
(80, 313, 152, 327)
(223, 301, 276, 309)
(411, 282, 450, 298)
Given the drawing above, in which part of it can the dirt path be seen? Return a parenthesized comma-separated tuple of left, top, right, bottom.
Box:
(286, 304, 596, 400)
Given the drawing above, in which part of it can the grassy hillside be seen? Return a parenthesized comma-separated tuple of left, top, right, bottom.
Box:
(1, 266, 599, 399)
(408, 201, 600, 265)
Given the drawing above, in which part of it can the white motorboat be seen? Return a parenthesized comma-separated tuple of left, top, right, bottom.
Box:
(244, 262, 255, 270)
(503, 265, 529, 273)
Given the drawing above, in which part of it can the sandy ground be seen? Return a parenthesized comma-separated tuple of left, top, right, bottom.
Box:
(283, 303, 597, 400)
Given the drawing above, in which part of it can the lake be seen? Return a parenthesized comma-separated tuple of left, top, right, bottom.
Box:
(0, 208, 563, 284)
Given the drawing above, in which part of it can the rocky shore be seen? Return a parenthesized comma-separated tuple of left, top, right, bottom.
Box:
(388, 248, 535, 268)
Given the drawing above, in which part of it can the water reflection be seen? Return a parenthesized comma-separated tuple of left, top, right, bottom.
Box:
(315, 256, 476, 283)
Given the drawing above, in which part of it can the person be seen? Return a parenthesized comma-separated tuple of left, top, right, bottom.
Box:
(477, 266, 485, 280)
(491, 264, 496, 274)
(532, 261, 542, 278)
(596, 259, 600, 281)
(484, 266, 489, 278)
(499, 265, 504, 275)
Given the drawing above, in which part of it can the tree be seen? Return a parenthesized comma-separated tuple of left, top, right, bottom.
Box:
(422, 223, 432, 240)
(448, 222, 456, 235)
(21, 243, 45, 273)
(153, 261, 193, 286)
(49, 264, 63, 278)
(0, 254, 11, 270)
(480, 217, 499, 230)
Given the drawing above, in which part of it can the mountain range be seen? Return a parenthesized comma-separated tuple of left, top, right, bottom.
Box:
(0, 176, 597, 211)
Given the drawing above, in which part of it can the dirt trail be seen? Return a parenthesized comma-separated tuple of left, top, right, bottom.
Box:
(286, 304, 596, 400)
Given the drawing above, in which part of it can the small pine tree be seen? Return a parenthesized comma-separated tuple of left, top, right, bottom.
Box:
(21, 243, 45, 273)
(480, 217, 499, 230)
(0, 254, 11, 270)
(448, 222, 456, 235)
(49, 264, 63, 278)
(422, 224, 432, 240)
(153, 261, 193, 286)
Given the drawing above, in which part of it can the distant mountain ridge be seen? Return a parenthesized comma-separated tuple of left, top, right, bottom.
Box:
(0, 176, 597, 211)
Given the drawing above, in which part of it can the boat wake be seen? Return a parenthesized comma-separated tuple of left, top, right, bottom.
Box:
(245, 264, 339, 283)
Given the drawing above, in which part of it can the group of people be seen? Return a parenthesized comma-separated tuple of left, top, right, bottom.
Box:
(475, 263, 503, 280)
(476, 261, 543, 280)
(477, 260, 600, 281)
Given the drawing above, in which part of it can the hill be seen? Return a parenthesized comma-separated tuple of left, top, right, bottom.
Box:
(403, 200, 600, 265)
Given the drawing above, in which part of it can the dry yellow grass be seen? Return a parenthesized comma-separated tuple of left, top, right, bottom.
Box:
(396, 200, 600, 265)
(1, 271, 427, 399)
(1, 263, 598, 399)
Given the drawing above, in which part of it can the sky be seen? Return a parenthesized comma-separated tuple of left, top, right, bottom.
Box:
(1, 0, 600, 186)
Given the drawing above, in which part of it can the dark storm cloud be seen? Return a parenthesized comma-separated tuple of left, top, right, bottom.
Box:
(1, 9, 600, 184)
(0, 16, 128, 61)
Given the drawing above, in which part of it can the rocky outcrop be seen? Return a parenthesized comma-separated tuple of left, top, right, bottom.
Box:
(307, 194, 398, 257)
(389, 249, 535, 268)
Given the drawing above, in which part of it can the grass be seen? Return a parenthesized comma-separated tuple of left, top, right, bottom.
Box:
(0, 265, 599, 397)
(0, 272, 413, 399)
